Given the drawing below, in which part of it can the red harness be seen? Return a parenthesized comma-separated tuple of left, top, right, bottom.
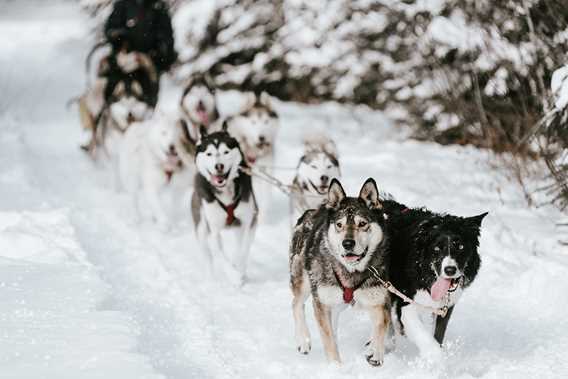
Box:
(165, 170, 174, 183)
(215, 195, 242, 226)
(333, 269, 365, 305)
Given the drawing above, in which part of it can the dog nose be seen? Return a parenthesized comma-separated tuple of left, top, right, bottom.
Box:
(342, 239, 355, 250)
(169, 144, 176, 153)
(215, 163, 224, 172)
(127, 112, 134, 123)
(259, 135, 266, 143)
(444, 266, 457, 276)
(321, 175, 329, 184)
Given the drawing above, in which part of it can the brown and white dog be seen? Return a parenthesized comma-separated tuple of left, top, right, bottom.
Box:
(77, 49, 158, 159)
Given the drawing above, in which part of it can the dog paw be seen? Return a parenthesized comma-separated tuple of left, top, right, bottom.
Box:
(365, 353, 383, 367)
(296, 340, 311, 355)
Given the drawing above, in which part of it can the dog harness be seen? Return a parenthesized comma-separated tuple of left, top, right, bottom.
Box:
(333, 269, 366, 305)
(214, 185, 242, 226)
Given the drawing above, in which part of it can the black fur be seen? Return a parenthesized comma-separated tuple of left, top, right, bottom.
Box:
(383, 199, 487, 343)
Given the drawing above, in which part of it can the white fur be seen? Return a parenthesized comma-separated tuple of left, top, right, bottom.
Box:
(179, 82, 218, 141)
(118, 113, 190, 227)
(326, 222, 383, 273)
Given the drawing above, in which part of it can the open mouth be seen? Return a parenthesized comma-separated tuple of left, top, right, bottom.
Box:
(196, 103, 209, 126)
(246, 155, 257, 164)
(308, 180, 328, 195)
(430, 276, 462, 301)
(341, 247, 368, 264)
(209, 170, 230, 187)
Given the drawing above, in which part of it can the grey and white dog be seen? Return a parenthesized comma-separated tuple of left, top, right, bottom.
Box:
(289, 178, 390, 366)
(290, 133, 341, 226)
(191, 125, 258, 286)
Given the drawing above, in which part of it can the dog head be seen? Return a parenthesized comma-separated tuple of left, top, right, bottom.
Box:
(228, 92, 279, 165)
(195, 126, 244, 189)
(180, 74, 218, 128)
(108, 82, 153, 131)
(325, 178, 386, 272)
(297, 151, 340, 195)
(147, 116, 184, 172)
(415, 212, 488, 300)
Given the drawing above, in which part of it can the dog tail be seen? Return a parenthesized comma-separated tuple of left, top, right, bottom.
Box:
(302, 132, 338, 158)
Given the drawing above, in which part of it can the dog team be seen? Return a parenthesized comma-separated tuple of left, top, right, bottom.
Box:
(76, 63, 488, 366)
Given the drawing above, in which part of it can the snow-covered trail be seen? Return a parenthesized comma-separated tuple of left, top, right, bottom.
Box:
(2, 2, 568, 378)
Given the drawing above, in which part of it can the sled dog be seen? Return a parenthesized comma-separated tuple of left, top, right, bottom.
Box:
(78, 49, 158, 158)
(178, 74, 220, 157)
(290, 133, 341, 226)
(225, 92, 279, 212)
(384, 200, 487, 361)
(118, 113, 190, 227)
(290, 178, 390, 366)
(191, 125, 258, 286)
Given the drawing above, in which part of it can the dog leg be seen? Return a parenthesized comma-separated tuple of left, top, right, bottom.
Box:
(291, 271, 311, 354)
(234, 219, 257, 279)
(434, 305, 455, 345)
(212, 230, 243, 286)
(195, 220, 214, 275)
(365, 304, 389, 366)
(401, 304, 442, 361)
(312, 298, 341, 364)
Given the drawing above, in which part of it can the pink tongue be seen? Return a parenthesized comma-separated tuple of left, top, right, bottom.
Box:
(197, 110, 209, 126)
(430, 277, 452, 301)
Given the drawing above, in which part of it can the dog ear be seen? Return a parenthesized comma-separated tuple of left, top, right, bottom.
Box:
(199, 125, 208, 138)
(359, 178, 382, 210)
(221, 120, 229, 132)
(326, 179, 346, 209)
(465, 212, 488, 228)
(259, 91, 272, 108)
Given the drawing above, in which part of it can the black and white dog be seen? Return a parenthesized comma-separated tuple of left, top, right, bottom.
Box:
(78, 50, 158, 158)
(290, 134, 341, 226)
(383, 200, 488, 361)
(178, 74, 220, 157)
(191, 126, 258, 286)
(290, 178, 390, 366)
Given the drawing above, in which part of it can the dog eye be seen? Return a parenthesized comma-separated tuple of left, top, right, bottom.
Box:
(206, 152, 212, 156)
(336, 222, 343, 228)
(327, 165, 332, 169)
(224, 151, 229, 155)
(434, 246, 441, 251)
(358, 221, 367, 228)
(311, 165, 317, 170)
(459, 244, 464, 250)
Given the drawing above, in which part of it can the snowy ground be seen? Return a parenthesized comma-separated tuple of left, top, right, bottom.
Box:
(1, 2, 568, 379)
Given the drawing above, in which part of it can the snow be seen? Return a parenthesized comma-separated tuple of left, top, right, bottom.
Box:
(1, 1, 568, 379)
(551, 65, 568, 110)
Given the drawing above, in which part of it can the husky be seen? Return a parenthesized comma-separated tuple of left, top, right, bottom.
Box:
(383, 200, 488, 361)
(225, 92, 279, 212)
(118, 113, 190, 227)
(77, 49, 158, 158)
(290, 134, 341, 226)
(290, 178, 390, 366)
(191, 125, 258, 286)
(178, 74, 220, 157)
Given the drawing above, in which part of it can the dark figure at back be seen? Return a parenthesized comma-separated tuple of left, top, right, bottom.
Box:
(104, 0, 177, 74)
